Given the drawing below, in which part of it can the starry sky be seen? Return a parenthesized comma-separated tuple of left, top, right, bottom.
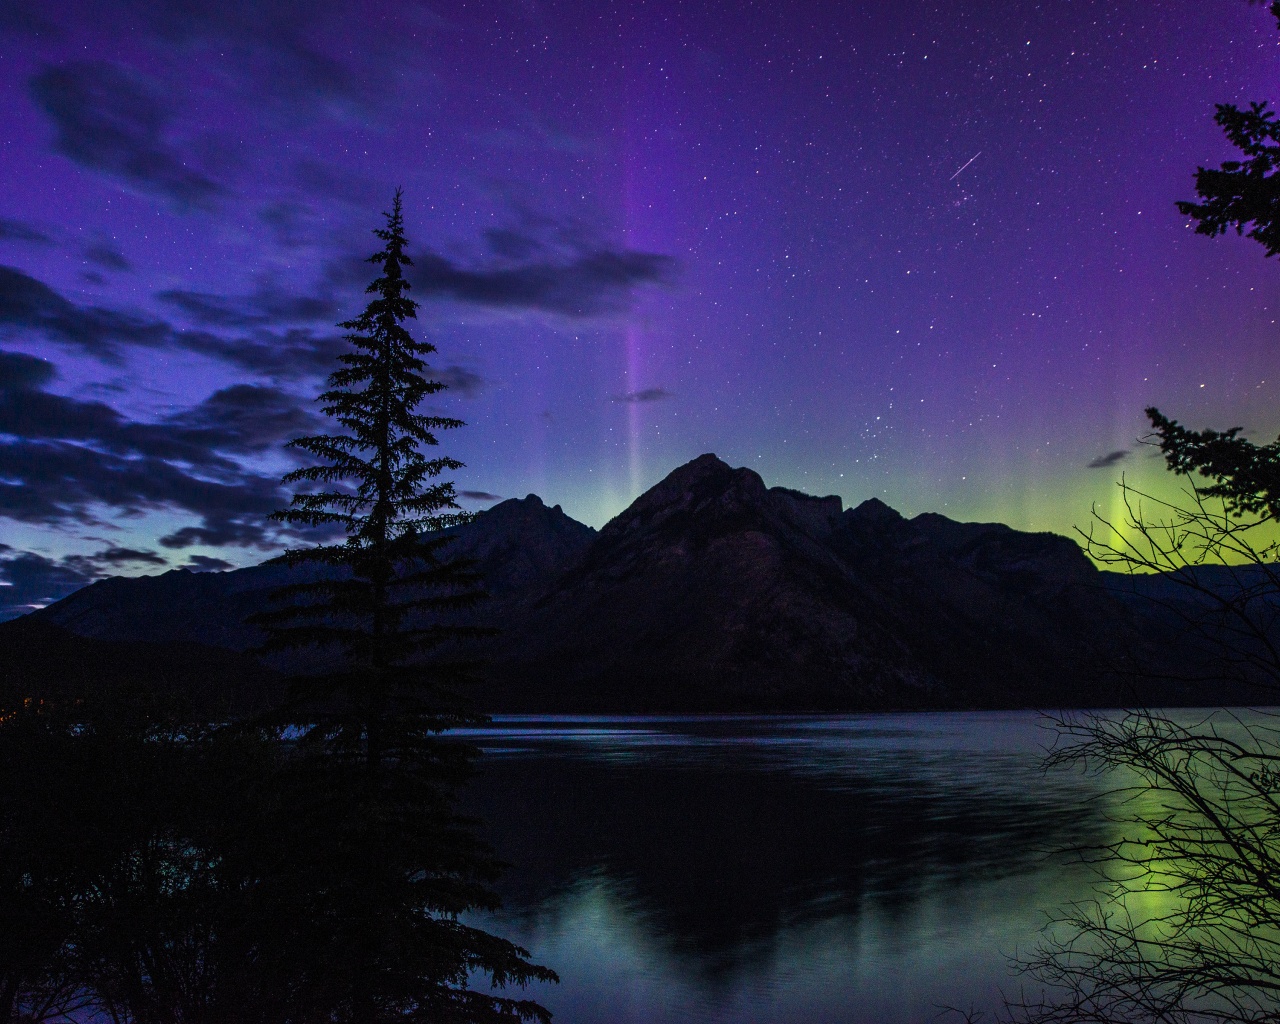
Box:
(0, 0, 1277, 617)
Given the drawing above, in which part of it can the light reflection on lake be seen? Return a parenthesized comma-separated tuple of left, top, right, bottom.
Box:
(457, 713, 1119, 1024)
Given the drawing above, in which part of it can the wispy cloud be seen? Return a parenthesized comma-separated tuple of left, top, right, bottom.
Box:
(1087, 450, 1130, 469)
(433, 364, 484, 398)
(84, 243, 131, 272)
(0, 265, 347, 377)
(414, 248, 675, 317)
(157, 281, 341, 328)
(0, 217, 52, 244)
(29, 60, 224, 208)
(613, 388, 673, 404)
(0, 548, 94, 620)
(0, 265, 168, 359)
(184, 554, 235, 572)
(0, 349, 317, 549)
(470, 114, 602, 157)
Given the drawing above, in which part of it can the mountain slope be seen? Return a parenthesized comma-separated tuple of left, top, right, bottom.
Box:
(26, 494, 595, 651)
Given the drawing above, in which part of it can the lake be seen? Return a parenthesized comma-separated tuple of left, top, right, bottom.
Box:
(456, 712, 1120, 1024)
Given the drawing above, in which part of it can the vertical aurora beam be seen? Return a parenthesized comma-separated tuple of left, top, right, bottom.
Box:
(625, 322, 643, 498)
(622, 131, 644, 500)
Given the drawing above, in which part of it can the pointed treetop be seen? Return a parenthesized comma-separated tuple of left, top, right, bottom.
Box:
(367, 187, 412, 293)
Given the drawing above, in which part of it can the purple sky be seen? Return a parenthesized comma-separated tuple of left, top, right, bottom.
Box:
(1, 0, 1278, 617)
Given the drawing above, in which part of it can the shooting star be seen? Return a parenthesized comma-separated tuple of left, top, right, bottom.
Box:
(949, 152, 981, 180)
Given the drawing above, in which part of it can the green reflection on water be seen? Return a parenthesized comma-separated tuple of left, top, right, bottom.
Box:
(1016, 709, 1280, 1023)
(462, 712, 1120, 1024)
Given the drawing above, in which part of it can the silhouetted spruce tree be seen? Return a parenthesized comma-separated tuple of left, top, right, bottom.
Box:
(1176, 2, 1280, 259)
(1143, 0, 1280, 514)
(260, 188, 486, 758)
(253, 190, 555, 1023)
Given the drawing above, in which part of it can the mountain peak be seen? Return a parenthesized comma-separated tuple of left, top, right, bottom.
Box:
(847, 497, 903, 524)
(654, 453, 744, 493)
(682, 451, 731, 473)
(600, 454, 768, 540)
(461, 493, 595, 553)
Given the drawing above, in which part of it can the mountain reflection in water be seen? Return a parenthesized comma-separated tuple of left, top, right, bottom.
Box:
(457, 713, 1113, 1024)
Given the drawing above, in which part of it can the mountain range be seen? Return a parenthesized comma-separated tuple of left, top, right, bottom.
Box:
(0, 454, 1265, 714)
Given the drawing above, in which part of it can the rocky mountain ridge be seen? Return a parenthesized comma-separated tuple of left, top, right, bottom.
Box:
(0, 454, 1239, 712)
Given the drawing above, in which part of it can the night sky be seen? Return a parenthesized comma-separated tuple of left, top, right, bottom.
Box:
(0, 0, 1277, 617)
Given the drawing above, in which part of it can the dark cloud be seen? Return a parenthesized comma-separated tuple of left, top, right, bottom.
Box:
(0, 353, 311, 463)
(165, 383, 323, 452)
(157, 268, 437, 378)
(3, 238, 668, 382)
(1087, 450, 1130, 469)
(177, 326, 346, 379)
(84, 243, 131, 272)
(158, 280, 341, 328)
(294, 159, 381, 206)
(433, 365, 484, 398)
(485, 227, 543, 261)
(61, 546, 168, 578)
(0, 437, 285, 548)
(459, 490, 501, 502)
(0, 265, 168, 358)
(258, 201, 322, 247)
(140, 1, 368, 108)
(0, 348, 55, 391)
(0, 217, 51, 244)
(0, 266, 344, 375)
(158, 517, 271, 549)
(613, 388, 673, 404)
(28, 60, 224, 208)
(0, 350, 305, 549)
(184, 554, 235, 572)
(0, 549, 93, 620)
(86, 546, 167, 566)
(413, 248, 676, 317)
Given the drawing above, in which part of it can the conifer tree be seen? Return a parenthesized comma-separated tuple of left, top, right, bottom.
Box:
(260, 188, 482, 763)
(252, 191, 555, 1022)
(1154, 0, 1280, 503)
(1175, 3, 1280, 259)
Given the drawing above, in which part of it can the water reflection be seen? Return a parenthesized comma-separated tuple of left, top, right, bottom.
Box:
(459, 713, 1117, 1024)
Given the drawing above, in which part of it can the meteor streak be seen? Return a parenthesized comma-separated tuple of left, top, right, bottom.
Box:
(949, 152, 981, 180)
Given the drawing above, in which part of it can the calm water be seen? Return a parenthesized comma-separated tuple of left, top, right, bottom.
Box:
(456, 712, 1120, 1024)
